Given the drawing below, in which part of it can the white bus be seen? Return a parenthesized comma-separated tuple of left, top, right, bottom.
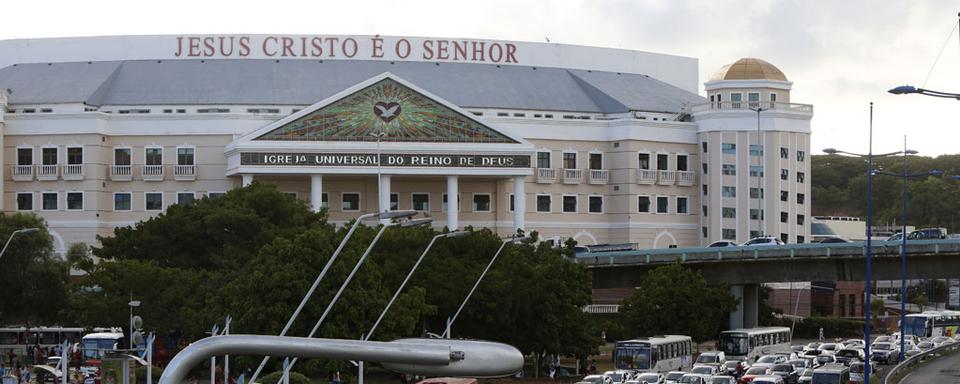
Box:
(79, 329, 126, 377)
(613, 335, 693, 372)
(718, 327, 791, 362)
(901, 310, 960, 338)
(0, 326, 84, 356)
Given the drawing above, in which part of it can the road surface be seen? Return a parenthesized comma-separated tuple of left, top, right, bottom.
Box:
(899, 350, 960, 384)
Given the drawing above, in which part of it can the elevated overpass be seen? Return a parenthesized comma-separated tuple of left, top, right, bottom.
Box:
(578, 239, 960, 329)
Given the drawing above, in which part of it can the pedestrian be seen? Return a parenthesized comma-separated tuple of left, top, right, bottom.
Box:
(818, 327, 824, 341)
(331, 370, 341, 384)
(0, 362, 6, 377)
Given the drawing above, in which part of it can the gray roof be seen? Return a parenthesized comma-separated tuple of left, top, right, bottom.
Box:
(0, 59, 704, 113)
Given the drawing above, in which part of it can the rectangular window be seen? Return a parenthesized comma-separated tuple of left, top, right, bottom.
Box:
(536, 195, 551, 212)
(145, 192, 163, 210)
(177, 192, 196, 205)
(412, 193, 429, 211)
(702, 163, 708, 174)
(770, 93, 778, 104)
(589, 153, 603, 170)
(750, 209, 764, 220)
(702, 184, 708, 196)
(780, 147, 789, 159)
(321, 192, 329, 209)
(657, 154, 669, 170)
(41, 192, 57, 210)
(588, 196, 603, 213)
(442, 194, 461, 212)
(749, 144, 763, 156)
(750, 230, 762, 238)
(780, 233, 789, 244)
(145, 147, 163, 166)
(722, 143, 736, 154)
(722, 164, 736, 175)
(67, 147, 83, 165)
(17, 148, 32, 165)
(656, 196, 668, 213)
(509, 194, 514, 212)
(638, 196, 651, 213)
(797, 193, 805, 204)
(114, 193, 131, 211)
(562, 195, 577, 213)
(66, 192, 83, 211)
(390, 193, 399, 210)
(177, 147, 195, 165)
(750, 188, 764, 199)
(797, 150, 806, 162)
(473, 194, 491, 212)
(16, 193, 32, 211)
(797, 235, 805, 244)
(114, 148, 132, 165)
(676, 155, 688, 171)
(797, 214, 805, 225)
(797, 172, 805, 183)
(722, 207, 736, 218)
(537, 151, 551, 168)
(702, 226, 708, 238)
(638, 153, 650, 170)
(749, 165, 763, 177)
(722, 228, 736, 240)
(780, 211, 788, 223)
(748, 92, 760, 108)
(677, 197, 688, 214)
(342, 193, 360, 211)
(41, 147, 58, 165)
(563, 152, 577, 169)
(839, 294, 847, 317)
(731, 93, 742, 108)
(722, 186, 736, 198)
(701, 142, 708, 153)
(780, 169, 789, 180)
(780, 191, 789, 202)
(849, 294, 856, 317)
(702, 205, 708, 216)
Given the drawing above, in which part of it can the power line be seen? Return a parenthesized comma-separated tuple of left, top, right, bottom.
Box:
(920, 18, 959, 88)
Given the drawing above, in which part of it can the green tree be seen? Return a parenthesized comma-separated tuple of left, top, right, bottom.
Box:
(0, 213, 69, 324)
(620, 264, 737, 343)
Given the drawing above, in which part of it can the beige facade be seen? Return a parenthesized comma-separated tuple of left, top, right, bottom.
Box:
(0, 54, 812, 254)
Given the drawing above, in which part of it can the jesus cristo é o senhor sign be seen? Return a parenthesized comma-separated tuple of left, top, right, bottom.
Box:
(241, 153, 531, 168)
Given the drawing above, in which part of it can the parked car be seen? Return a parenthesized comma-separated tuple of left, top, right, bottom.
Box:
(708, 240, 739, 247)
(789, 345, 804, 354)
(769, 363, 799, 384)
(816, 343, 842, 354)
(907, 227, 947, 240)
(707, 376, 736, 384)
(796, 369, 813, 384)
(634, 372, 663, 384)
(870, 342, 898, 364)
(916, 340, 937, 352)
(885, 233, 903, 242)
(811, 365, 849, 384)
(580, 375, 612, 384)
(871, 336, 892, 346)
(848, 361, 874, 383)
(803, 342, 821, 352)
(842, 339, 865, 347)
(743, 236, 784, 246)
(664, 371, 686, 384)
(814, 354, 836, 366)
(931, 336, 955, 345)
(787, 359, 810, 371)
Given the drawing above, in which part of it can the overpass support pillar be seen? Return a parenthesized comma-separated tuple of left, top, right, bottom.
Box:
(729, 284, 759, 329)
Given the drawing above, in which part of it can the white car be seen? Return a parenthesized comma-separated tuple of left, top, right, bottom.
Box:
(696, 351, 726, 365)
(708, 240, 739, 247)
(817, 342, 843, 354)
(604, 370, 630, 383)
(678, 373, 711, 384)
(707, 376, 736, 384)
(580, 375, 612, 384)
(634, 372, 664, 384)
(750, 375, 785, 384)
(663, 371, 686, 384)
(690, 365, 719, 376)
(743, 236, 784, 246)
(755, 355, 787, 365)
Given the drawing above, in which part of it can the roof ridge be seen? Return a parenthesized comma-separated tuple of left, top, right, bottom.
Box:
(84, 61, 124, 106)
(565, 70, 629, 114)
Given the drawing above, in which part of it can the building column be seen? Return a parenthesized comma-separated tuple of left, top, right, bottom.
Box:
(310, 174, 323, 213)
(447, 175, 459, 230)
(241, 174, 254, 187)
(0, 90, 6, 211)
(744, 284, 759, 328)
(513, 176, 525, 231)
(729, 285, 744, 330)
(378, 174, 392, 223)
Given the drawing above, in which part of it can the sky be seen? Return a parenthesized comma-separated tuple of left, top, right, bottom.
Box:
(2, 0, 958, 156)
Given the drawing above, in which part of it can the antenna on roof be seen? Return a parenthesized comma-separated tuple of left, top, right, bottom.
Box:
(5, 88, 11, 95)
(545, 37, 551, 43)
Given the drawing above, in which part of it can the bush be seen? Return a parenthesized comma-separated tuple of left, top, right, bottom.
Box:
(769, 316, 865, 339)
(257, 371, 313, 384)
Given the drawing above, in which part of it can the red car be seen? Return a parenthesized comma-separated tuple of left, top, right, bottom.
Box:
(739, 366, 771, 384)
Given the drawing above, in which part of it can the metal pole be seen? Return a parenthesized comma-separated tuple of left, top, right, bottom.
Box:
(211, 324, 219, 384)
(865, 102, 874, 384)
(224, 317, 231, 384)
(900, 136, 908, 362)
(285, 224, 393, 372)
(249, 212, 378, 384)
(441, 239, 511, 339)
(147, 334, 155, 384)
(61, 341, 69, 384)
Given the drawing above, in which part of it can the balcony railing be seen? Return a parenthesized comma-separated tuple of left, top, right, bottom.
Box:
(110, 165, 133, 181)
(690, 100, 814, 114)
(142, 165, 164, 181)
(37, 165, 59, 181)
(657, 170, 676, 185)
(536, 168, 557, 184)
(636, 169, 656, 184)
(562, 168, 583, 184)
(11, 165, 33, 181)
(588, 169, 608, 185)
(174, 165, 196, 181)
(677, 171, 696, 186)
(63, 164, 84, 180)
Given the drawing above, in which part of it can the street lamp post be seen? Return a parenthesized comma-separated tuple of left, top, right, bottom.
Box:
(129, 299, 141, 349)
(749, 107, 764, 237)
(441, 234, 533, 339)
(249, 210, 418, 384)
(888, 85, 960, 100)
(0, 227, 39, 260)
(871, 137, 941, 362)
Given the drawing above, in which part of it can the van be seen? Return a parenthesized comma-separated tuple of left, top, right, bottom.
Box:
(811, 365, 849, 384)
(907, 228, 947, 240)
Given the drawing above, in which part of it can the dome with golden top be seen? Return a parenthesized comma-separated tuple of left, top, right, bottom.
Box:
(710, 58, 787, 81)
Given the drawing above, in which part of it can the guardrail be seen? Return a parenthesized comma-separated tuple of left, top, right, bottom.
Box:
(883, 340, 960, 383)
(577, 239, 960, 266)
